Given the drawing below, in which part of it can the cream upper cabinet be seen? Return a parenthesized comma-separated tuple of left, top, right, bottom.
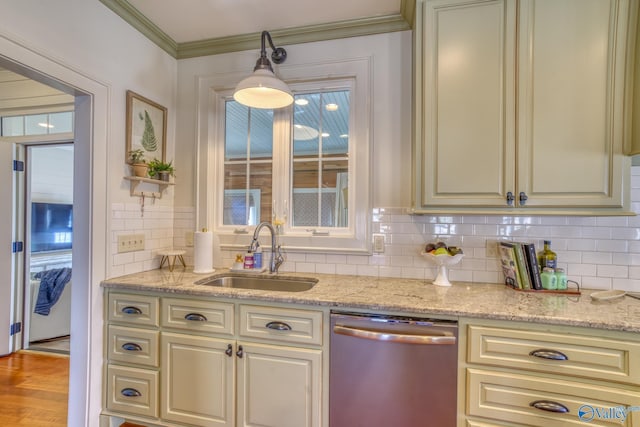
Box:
(413, 0, 637, 214)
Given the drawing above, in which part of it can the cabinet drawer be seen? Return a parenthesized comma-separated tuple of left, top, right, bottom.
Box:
(161, 298, 234, 335)
(108, 293, 159, 327)
(107, 325, 159, 367)
(467, 369, 640, 427)
(239, 305, 323, 346)
(467, 325, 640, 385)
(106, 365, 158, 418)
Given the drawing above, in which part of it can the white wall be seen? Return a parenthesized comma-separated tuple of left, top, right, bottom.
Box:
(0, 1, 178, 425)
(0, 0, 177, 207)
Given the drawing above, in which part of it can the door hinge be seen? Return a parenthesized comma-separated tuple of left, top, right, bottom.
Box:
(10, 322, 21, 336)
(13, 160, 24, 172)
(12, 241, 23, 253)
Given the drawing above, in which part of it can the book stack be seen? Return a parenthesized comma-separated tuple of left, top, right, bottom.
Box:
(498, 242, 543, 290)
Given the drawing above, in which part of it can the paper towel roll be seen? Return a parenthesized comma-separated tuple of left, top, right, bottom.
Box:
(193, 231, 215, 274)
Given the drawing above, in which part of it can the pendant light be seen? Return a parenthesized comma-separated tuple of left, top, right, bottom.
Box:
(233, 31, 293, 109)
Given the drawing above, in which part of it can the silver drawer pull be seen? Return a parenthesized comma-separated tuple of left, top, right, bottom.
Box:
(529, 349, 568, 361)
(530, 400, 569, 413)
(266, 321, 292, 331)
(185, 312, 207, 322)
(121, 387, 142, 398)
(121, 342, 143, 352)
(121, 306, 142, 315)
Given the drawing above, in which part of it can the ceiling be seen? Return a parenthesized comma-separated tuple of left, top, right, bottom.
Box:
(99, 0, 415, 58)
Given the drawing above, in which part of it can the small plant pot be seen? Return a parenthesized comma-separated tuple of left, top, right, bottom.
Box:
(131, 163, 149, 177)
(157, 171, 171, 182)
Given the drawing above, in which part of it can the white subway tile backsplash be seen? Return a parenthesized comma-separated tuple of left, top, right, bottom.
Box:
(336, 264, 358, 275)
(141, 168, 640, 292)
(567, 263, 597, 276)
(567, 239, 596, 251)
(580, 276, 612, 289)
(596, 265, 628, 278)
(582, 251, 609, 265)
(596, 239, 629, 252)
(316, 263, 337, 275)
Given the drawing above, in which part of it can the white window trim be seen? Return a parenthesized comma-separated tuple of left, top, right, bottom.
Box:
(196, 56, 372, 254)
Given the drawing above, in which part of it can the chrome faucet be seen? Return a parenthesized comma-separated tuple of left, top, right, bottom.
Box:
(249, 222, 284, 273)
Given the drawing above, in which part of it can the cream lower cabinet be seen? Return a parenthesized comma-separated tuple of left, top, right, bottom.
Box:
(413, 0, 637, 213)
(461, 319, 640, 427)
(103, 291, 323, 427)
(236, 342, 321, 427)
(161, 333, 235, 426)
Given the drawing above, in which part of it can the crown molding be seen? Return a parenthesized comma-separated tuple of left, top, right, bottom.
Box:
(400, 0, 417, 29)
(177, 14, 410, 59)
(99, 0, 413, 59)
(99, 0, 178, 57)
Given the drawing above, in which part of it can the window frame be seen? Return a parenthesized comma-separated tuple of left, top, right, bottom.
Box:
(198, 57, 372, 254)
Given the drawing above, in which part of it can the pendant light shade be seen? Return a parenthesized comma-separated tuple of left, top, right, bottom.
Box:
(234, 69, 293, 109)
(233, 31, 293, 109)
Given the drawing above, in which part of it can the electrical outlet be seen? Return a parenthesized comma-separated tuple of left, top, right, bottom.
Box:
(486, 240, 498, 258)
(117, 234, 145, 253)
(373, 234, 385, 253)
(185, 231, 194, 247)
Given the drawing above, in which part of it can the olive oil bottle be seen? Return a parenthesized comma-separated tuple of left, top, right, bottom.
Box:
(537, 240, 557, 269)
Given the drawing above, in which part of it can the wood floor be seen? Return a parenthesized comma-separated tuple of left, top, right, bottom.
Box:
(0, 351, 69, 426)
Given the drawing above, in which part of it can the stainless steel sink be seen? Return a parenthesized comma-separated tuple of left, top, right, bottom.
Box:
(197, 275, 318, 292)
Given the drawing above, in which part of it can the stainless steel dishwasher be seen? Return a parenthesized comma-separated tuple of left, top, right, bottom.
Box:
(330, 312, 458, 427)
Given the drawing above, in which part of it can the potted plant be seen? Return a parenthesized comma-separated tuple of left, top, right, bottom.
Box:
(127, 149, 148, 177)
(147, 158, 175, 182)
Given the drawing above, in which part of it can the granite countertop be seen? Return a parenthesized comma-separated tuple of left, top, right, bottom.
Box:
(101, 268, 640, 333)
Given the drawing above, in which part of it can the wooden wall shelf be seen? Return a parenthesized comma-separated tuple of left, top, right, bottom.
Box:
(124, 176, 174, 199)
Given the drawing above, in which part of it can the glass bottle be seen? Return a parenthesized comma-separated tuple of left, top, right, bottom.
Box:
(538, 240, 557, 269)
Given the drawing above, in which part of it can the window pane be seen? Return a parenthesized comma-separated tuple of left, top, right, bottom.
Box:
(223, 100, 273, 226)
(1, 116, 24, 136)
(25, 114, 48, 135)
(225, 101, 249, 161)
(291, 90, 350, 229)
(250, 163, 272, 223)
(321, 91, 349, 156)
(49, 112, 74, 133)
(293, 93, 320, 157)
(249, 108, 273, 160)
(223, 164, 248, 225)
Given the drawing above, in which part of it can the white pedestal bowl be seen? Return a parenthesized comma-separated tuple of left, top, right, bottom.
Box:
(421, 252, 464, 287)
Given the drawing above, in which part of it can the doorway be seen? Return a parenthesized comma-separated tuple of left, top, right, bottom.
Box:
(24, 143, 74, 354)
(0, 36, 109, 423)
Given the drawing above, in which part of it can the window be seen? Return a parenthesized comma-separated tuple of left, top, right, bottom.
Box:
(1, 111, 74, 137)
(201, 57, 372, 253)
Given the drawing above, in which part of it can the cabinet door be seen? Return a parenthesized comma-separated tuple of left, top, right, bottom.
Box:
(236, 342, 322, 427)
(415, 0, 517, 208)
(161, 332, 235, 427)
(517, 0, 632, 208)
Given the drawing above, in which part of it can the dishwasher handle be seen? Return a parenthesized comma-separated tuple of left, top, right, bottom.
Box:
(333, 324, 456, 345)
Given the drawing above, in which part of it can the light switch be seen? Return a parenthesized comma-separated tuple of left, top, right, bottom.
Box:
(373, 234, 385, 253)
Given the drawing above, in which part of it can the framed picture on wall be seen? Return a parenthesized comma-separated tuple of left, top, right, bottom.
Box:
(125, 90, 167, 163)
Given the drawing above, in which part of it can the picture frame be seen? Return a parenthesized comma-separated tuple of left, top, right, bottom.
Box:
(125, 90, 167, 163)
